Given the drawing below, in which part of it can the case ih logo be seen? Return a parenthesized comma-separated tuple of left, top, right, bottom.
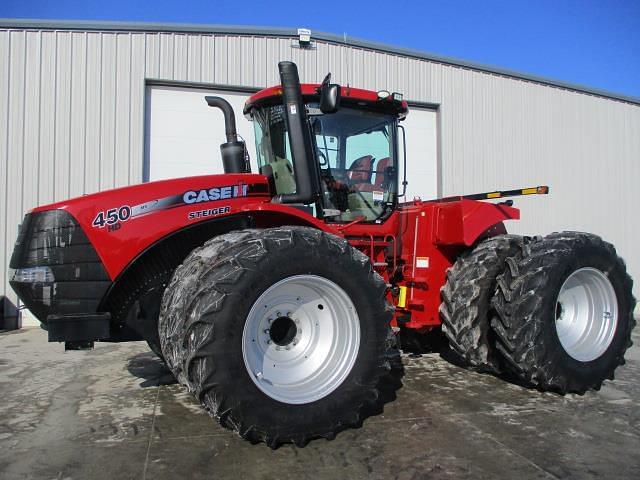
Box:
(183, 184, 249, 205)
(92, 183, 249, 229)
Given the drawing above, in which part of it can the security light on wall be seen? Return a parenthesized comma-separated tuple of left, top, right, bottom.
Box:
(294, 28, 314, 49)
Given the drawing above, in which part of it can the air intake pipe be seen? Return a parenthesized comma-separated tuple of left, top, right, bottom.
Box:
(273, 61, 321, 204)
(205, 96, 250, 174)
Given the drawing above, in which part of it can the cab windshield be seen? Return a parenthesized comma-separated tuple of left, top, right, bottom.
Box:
(312, 108, 396, 222)
(252, 104, 397, 222)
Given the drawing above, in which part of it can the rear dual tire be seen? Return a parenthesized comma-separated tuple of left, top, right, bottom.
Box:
(440, 231, 635, 395)
(491, 232, 636, 394)
(440, 234, 526, 372)
(158, 227, 393, 448)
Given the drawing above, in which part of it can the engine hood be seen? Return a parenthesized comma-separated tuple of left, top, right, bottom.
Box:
(29, 173, 271, 279)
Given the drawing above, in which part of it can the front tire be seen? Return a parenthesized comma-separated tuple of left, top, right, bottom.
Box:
(158, 227, 392, 447)
(491, 232, 636, 394)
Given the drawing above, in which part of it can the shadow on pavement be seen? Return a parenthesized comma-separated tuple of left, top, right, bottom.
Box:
(127, 351, 177, 387)
(399, 326, 547, 392)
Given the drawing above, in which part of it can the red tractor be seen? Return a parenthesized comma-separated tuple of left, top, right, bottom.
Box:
(9, 62, 635, 448)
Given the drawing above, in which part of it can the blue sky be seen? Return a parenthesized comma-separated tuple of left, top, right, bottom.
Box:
(1, 0, 638, 97)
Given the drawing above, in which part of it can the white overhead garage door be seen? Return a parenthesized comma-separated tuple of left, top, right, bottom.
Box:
(145, 86, 258, 181)
(401, 105, 439, 201)
(145, 85, 438, 200)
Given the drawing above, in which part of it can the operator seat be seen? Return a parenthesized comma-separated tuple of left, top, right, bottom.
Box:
(347, 155, 374, 183)
(373, 157, 390, 188)
(358, 157, 390, 192)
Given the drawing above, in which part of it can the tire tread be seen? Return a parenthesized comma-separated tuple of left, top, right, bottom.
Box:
(439, 234, 526, 372)
(158, 226, 393, 448)
(491, 231, 636, 394)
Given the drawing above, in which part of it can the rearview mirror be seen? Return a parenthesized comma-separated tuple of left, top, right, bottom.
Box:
(320, 83, 341, 113)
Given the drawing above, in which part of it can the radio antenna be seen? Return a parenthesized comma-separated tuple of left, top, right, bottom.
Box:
(343, 32, 350, 88)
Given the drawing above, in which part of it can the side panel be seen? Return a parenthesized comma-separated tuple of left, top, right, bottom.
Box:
(33, 174, 271, 279)
(396, 204, 453, 329)
(395, 199, 519, 330)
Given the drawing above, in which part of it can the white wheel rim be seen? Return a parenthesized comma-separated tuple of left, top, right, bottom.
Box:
(555, 267, 618, 362)
(242, 275, 361, 404)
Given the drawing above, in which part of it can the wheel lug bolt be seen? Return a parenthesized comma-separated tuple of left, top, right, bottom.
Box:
(264, 329, 270, 334)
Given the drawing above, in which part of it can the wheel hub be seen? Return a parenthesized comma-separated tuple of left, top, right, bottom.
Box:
(269, 316, 298, 346)
(555, 267, 618, 362)
(242, 275, 361, 404)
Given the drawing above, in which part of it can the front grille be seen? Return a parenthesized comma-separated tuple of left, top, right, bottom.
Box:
(9, 210, 111, 323)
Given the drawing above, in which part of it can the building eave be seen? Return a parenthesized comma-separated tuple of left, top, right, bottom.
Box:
(1, 18, 638, 106)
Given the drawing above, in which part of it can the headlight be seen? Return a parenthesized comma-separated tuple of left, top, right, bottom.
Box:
(9, 266, 55, 283)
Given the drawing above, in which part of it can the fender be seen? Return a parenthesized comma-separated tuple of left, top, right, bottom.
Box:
(240, 203, 339, 233)
(99, 213, 254, 342)
(98, 202, 337, 342)
(434, 199, 520, 247)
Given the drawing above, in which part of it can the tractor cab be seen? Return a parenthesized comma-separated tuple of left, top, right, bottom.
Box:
(243, 66, 408, 223)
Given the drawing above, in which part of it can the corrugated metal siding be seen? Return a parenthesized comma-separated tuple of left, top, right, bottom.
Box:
(1, 28, 639, 311)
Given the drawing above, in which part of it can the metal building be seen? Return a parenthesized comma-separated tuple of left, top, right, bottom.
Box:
(1, 19, 639, 326)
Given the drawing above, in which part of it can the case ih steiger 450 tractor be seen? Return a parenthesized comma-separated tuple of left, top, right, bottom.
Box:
(9, 62, 635, 448)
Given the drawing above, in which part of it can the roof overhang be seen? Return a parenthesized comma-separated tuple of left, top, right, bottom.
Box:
(1, 18, 638, 107)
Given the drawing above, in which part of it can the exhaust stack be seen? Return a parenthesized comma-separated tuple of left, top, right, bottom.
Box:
(205, 96, 250, 174)
(273, 61, 321, 204)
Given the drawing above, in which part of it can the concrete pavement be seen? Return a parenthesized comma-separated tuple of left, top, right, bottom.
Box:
(1, 326, 639, 479)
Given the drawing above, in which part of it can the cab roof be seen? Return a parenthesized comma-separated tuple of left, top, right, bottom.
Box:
(244, 84, 409, 118)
